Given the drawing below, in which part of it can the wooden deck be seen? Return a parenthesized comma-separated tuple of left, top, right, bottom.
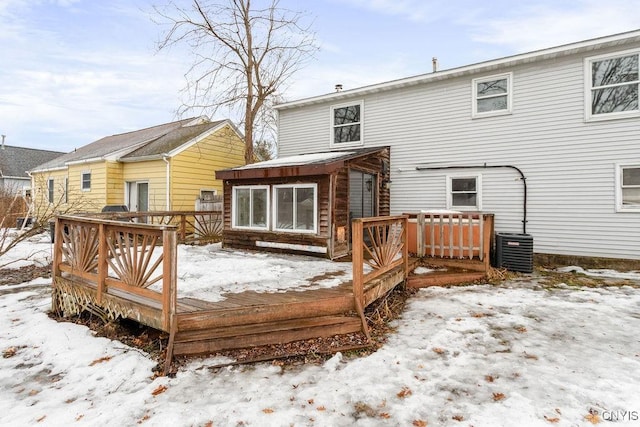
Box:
(51, 213, 493, 372)
(51, 215, 412, 373)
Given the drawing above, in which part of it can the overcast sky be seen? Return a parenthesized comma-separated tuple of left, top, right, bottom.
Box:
(1, 0, 639, 152)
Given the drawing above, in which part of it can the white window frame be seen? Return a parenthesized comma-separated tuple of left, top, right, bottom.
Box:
(81, 171, 91, 191)
(472, 72, 513, 118)
(272, 183, 318, 234)
(330, 100, 364, 147)
(231, 185, 270, 230)
(615, 163, 640, 212)
(446, 174, 482, 211)
(585, 49, 640, 122)
(47, 178, 54, 204)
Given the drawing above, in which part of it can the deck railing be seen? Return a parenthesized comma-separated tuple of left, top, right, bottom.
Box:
(352, 215, 409, 339)
(52, 215, 178, 331)
(88, 210, 222, 244)
(406, 212, 494, 263)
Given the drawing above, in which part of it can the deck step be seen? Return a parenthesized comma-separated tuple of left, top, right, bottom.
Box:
(172, 315, 362, 356)
(407, 271, 486, 288)
(176, 294, 354, 330)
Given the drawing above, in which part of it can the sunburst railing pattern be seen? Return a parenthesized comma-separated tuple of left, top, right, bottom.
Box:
(91, 210, 223, 244)
(52, 216, 178, 330)
(351, 215, 409, 339)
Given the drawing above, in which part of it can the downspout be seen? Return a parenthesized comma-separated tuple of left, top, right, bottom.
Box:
(415, 164, 528, 234)
(162, 155, 170, 211)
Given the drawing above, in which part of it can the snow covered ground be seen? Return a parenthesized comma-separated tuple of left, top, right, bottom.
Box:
(1, 232, 640, 426)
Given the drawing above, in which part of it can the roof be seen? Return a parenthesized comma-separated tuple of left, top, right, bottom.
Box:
(31, 117, 237, 171)
(275, 29, 640, 110)
(0, 145, 65, 179)
(121, 120, 227, 160)
(216, 147, 387, 180)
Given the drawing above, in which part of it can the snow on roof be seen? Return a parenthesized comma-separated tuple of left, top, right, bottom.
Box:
(233, 151, 354, 170)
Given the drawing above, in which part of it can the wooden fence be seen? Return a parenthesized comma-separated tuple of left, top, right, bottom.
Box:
(351, 215, 409, 339)
(0, 194, 28, 228)
(88, 210, 222, 244)
(52, 215, 178, 331)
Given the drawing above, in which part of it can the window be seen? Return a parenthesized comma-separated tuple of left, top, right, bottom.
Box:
(273, 184, 317, 233)
(447, 175, 482, 210)
(472, 73, 512, 117)
(331, 101, 363, 146)
(232, 186, 269, 229)
(586, 50, 639, 120)
(81, 171, 91, 191)
(47, 179, 54, 203)
(617, 164, 640, 212)
(200, 190, 217, 201)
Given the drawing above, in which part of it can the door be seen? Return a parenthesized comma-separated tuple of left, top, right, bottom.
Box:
(349, 170, 376, 220)
(127, 181, 149, 223)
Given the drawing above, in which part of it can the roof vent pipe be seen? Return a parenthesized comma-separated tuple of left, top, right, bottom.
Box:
(335, 84, 343, 92)
(432, 57, 438, 73)
(1, 135, 5, 149)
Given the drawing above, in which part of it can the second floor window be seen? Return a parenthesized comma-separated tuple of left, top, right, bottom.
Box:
(331, 101, 363, 146)
(588, 51, 639, 119)
(472, 73, 512, 117)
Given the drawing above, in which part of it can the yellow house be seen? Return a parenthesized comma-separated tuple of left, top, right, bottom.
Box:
(30, 117, 245, 219)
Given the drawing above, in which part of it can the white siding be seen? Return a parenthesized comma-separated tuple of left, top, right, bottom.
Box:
(278, 44, 640, 260)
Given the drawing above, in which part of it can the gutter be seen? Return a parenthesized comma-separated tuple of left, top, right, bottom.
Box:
(415, 164, 528, 234)
(162, 154, 170, 210)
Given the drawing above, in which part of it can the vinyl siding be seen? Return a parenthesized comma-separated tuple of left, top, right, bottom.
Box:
(122, 160, 167, 211)
(67, 163, 108, 211)
(105, 161, 124, 205)
(278, 44, 640, 260)
(170, 124, 245, 210)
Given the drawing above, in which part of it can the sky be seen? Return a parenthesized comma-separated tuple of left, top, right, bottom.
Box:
(2, 233, 640, 426)
(1, 0, 640, 152)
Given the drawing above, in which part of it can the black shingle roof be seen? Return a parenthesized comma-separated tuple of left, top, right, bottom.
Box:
(0, 145, 66, 178)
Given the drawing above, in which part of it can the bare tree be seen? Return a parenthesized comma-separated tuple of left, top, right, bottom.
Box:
(0, 176, 96, 266)
(154, 0, 318, 163)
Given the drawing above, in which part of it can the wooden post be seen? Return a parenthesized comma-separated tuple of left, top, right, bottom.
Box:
(351, 218, 370, 341)
(51, 217, 63, 313)
(352, 219, 364, 308)
(402, 216, 409, 278)
(162, 229, 177, 331)
(416, 212, 424, 257)
(96, 223, 107, 304)
(180, 215, 186, 242)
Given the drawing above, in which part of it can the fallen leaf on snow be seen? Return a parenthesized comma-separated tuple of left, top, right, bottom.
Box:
(432, 347, 445, 355)
(397, 387, 412, 399)
(36, 416, 46, 423)
(585, 412, 601, 424)
(204, 422, 213, 427)
(2, 347, 17, 358)
(544, 415, 560, 423)
(492, 392, 506, 401)
(379, 412, 391, 419)
(485, 375, 495, 383)
(515, 326, 528, 333)
(151, 385, 168, 396)
(413, 420, 428, 427)
(452, 414, 464, 421)
(89, 356, 113, 366)
(262, 408, 274, 414)
(317, 406, 326, 411)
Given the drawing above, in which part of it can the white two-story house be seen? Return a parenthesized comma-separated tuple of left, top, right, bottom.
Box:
(273, 30, 640, 261)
